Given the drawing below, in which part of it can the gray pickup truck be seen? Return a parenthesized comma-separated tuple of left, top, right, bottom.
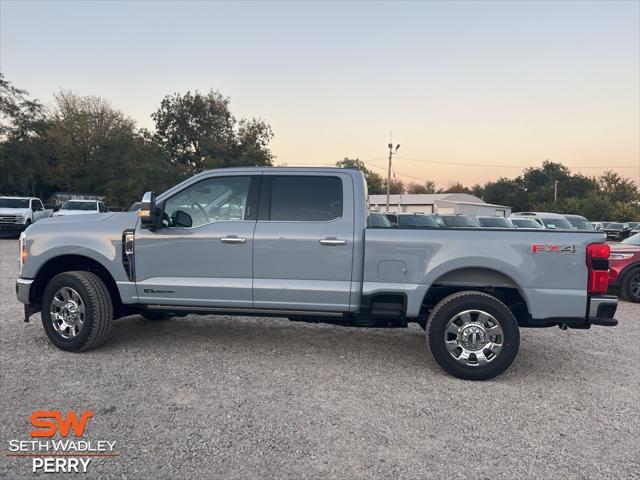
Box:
(16, 167, 618, 379)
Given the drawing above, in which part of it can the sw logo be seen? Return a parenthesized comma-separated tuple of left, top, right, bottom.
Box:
(531, 244, 577, 255)
(31, 410, 94, 437)
(7, 410, 117, 474)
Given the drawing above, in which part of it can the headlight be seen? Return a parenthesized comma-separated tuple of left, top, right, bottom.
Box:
(18, 232, 27, 274)
(610, 253, 634, 260)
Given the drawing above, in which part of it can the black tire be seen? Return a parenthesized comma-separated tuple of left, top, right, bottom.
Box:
(41, 271, 113, 351)
(141, 312, 173, 321)
(426, 291, 520, 380)
(621, 267, 640, 303)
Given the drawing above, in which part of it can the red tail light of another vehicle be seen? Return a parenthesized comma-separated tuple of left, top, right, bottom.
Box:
(586, 243, 610, 294)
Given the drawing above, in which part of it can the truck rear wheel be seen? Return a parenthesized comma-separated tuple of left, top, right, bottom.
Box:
(426, 291, 520, 380)
(41, 271, 113, 351)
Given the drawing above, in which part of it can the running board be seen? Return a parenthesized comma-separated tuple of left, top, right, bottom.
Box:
(144, 305, 343, 317)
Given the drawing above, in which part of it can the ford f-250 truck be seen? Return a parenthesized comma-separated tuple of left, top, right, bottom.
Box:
(0, 196, 52, 235)
(15, 167, 618, 380)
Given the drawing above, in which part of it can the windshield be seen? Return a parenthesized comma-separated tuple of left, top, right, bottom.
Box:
(61, 201, 97, 211)
(437, 216, 480, 228)
(606, 223, 624, 230)
(511, 218, 542, 228)
(541, 217, 573, 230)
(368, 213, 392, 228)
(567, 218, 594, 230)
(397, 215, 440, 228)
(0, 198, 29, 208)
(622, 233, 640, 245)
(477, 217, 513, 228)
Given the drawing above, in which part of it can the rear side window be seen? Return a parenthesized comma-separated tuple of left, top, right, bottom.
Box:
(268, 176, 343, 221)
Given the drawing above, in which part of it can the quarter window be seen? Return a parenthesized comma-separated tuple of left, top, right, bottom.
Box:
(268, 176, 343, 221)
(163, 176, 252, 228)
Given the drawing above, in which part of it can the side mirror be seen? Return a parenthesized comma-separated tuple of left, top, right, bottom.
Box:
(173, 210, 193, 228)
(139, 191, 158, 229)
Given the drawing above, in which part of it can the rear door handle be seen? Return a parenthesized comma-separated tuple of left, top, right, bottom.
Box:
(319, 238, 347, 246)
(220, 236, 247, 244)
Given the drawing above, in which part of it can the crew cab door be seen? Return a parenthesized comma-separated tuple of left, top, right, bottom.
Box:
(252, 173, 355, 311)
(133, 174, 260, 308)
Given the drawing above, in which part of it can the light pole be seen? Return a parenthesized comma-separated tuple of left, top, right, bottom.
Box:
(386, 143, 400, 212)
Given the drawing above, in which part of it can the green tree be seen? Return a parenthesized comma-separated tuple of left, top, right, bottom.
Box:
(597, 170, 639, 204)
(151, 90, 274, 174)
(407, 181, 437, 194)
(0, 74, 51, 196)
(336, 157, 385, 194)
(45, 91, 181, 206)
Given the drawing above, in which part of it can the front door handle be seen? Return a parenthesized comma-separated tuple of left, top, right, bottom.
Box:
(319, 238, 347, 246)
(220, 236, 247, 244)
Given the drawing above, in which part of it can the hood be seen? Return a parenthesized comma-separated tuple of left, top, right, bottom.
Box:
(0, 207, 30, 216)
(54, 210, 98, 216)
(42, 212, 122, 224)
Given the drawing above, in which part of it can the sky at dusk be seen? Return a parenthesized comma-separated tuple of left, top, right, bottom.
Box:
(1, 0, 638, 187)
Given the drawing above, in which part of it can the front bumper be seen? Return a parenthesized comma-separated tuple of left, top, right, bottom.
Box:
(16, 278, 34, 304)
(0, 223, 27, 232)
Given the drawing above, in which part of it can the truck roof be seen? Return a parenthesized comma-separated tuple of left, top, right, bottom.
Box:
(196, 166, 362, 176)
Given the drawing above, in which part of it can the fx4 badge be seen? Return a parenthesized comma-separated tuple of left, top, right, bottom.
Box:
(531, 244, 577, 255)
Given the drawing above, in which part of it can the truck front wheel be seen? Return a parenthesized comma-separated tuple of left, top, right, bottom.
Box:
(426, 291, 520, 380)
(41, 271, 113, 351)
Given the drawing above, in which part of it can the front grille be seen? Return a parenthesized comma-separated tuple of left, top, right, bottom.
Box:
(0, 215, 21, 224)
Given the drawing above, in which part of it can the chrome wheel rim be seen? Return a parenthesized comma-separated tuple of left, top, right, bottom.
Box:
(631, 273, 640, 299)
(50, 287, 85, 339)
(444, 309, 504, 367)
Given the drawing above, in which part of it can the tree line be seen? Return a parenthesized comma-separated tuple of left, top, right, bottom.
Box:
(1, 73, 638, 220)
(336, 158, 640, 221)
(0, 74, 273, 207)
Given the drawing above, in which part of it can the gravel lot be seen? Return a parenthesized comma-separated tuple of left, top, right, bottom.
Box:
(1, 237, 639, 479)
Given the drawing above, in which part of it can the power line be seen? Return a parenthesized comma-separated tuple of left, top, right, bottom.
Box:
(394, 156, 638, 169)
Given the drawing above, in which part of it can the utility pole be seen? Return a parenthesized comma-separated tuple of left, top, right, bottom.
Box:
(386, 141, 400, 212)
(554, 180, 558, 203)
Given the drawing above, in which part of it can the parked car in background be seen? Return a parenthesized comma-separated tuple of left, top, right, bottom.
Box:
(592, 221, 612, 231)
(603, 222, 631, 241)
(625, 222, 639, 230)
(563, 214, 594, 230)
(390, 213, 441, 229)
(129, 202, 142, 212)
(434, 214, 480, 228)
(608, 233, 640, 302)
(475, 216, 514, 228)
(510, 212, 573, 230)
(631, 224, 640, 234)
(0, 196, 53, 235)
(53, 200, 107, 216)
(510, 217, 545, 229)
(368, 212, 392, 228)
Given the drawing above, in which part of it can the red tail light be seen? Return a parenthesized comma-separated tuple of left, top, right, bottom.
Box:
(586, 243, 610, 294)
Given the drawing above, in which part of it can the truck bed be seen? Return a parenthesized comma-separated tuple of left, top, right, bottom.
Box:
(363, 227, 607, 320)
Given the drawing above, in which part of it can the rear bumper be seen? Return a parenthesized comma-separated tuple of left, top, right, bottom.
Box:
(526, 295, 618, 329)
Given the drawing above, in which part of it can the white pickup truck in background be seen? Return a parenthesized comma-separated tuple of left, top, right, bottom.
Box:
(0, 196, 53, 235)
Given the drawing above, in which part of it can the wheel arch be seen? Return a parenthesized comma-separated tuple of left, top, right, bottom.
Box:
(422, 267, 531, 326)
(30, 254, 122, 313)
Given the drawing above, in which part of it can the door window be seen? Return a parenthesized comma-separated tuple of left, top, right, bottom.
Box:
(163, 176, 252, 228)
(266, 176, 342, 222)
(32, 200, 44, 211)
